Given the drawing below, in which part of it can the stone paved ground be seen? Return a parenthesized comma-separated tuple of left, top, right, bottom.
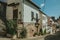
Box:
(0, 35, 46, 40)
(0, 31, 60, 40)
(0, 37, 44, 40)
(17, 35, 47, 40)
(0, 38, 10, 40)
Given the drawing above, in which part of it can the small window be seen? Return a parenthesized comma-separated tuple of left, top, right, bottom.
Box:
(13, 9, 18, 20)
(19, 12, 22, 19)
(31, 11, 34, 21)
(36, 13, 38, 22)
(19, 12, 22, 21)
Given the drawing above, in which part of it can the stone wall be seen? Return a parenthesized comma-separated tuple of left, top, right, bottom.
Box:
(24, 22, 37, 38)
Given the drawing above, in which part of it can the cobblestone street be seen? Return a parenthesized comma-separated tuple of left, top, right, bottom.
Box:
(0, 31, 60, 40)
(0, 35, 46, 40)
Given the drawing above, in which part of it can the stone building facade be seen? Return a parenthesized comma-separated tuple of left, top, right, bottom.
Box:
(0, 0, 49, 38)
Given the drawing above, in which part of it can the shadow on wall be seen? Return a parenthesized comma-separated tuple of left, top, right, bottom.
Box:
(0, 4, 8, 37)
(0, 3, 7, 26)
(44, 31, 60, 40)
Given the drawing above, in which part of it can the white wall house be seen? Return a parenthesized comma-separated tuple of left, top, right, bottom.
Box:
(23, 0, 40, 37)
(23, 0, 40, 23)
(42, 14, 48, 33)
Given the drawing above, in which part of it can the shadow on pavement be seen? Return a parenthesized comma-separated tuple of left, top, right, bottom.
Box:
(44, 31, 60, 40)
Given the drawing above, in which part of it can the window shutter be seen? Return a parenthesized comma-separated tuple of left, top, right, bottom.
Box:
(31, 11, 34, 21)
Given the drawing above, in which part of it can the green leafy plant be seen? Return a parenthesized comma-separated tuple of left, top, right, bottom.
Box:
(6, 19, 27, 38)
(44, 29, 46, 34)
(6, 19, 17, 35)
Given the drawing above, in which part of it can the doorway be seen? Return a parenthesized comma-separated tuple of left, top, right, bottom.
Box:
(13, 9, 18, 30)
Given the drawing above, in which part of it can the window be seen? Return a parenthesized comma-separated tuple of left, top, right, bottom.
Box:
(36, 13, 38, 22)
(19, 12, 22, 22)
(13, 9, 18, 20)
(31, 11, 34, 21)
(19, 12, 22, 19)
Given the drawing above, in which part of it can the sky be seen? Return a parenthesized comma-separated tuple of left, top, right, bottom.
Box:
(32, 0, 60, 19)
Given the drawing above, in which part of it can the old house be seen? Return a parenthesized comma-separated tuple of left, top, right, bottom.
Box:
(23, 0, 40, 37)
(0, 0, 50, 38)
(39, 11, 48, 34)
(42, 13, 48, 34)
(47, 17, 56, 34)
(0, 0, 40, 37)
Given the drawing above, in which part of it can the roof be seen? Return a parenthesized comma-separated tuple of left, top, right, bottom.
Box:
(26, 0, 40, 9)
(39, 10, 49, 17)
